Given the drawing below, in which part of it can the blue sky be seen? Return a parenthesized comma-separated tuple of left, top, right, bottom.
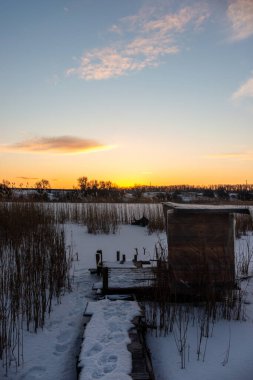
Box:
(0, 0, 253, 188)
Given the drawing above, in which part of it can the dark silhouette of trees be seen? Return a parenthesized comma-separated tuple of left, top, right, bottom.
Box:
(76, 177, 118, 200)
(0, 180, 12, 199)
(35, 179, 51, 200)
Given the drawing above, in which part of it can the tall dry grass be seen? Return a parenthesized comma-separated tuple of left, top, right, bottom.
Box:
(0, 203, 72, 374)
(50, 202, 165, 234)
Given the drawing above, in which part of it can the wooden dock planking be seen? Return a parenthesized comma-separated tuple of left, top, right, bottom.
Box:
(128, 316, 155, 380)
(104, 267, 155, 293)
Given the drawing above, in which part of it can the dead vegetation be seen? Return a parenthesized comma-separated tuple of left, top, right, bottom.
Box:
(0, 203, 72, 375)
(51, 202, 165, 234)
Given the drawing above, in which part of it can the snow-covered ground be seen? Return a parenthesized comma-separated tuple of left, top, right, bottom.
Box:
(147, 234, 253, 380)
(147, 280, 253, 380)
(0, 224, 163, 380)
(1, 222, 253, 380)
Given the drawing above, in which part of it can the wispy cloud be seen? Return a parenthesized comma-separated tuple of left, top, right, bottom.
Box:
(227, 0, 253, 41)
(206, 152, 253, 160)
(16, 176, 39, 180)
(232, 73, 253, 100)
(67, 2, 210, 80)
(1, 136, 116, 154)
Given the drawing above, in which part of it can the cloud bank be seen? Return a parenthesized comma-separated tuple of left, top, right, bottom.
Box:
(1, 136, 114, 154)
(67, 2, 210, 80)
(227, 0, 253, 41)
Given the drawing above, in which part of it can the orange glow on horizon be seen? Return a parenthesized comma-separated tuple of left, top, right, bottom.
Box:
(5, 175, 252, 190)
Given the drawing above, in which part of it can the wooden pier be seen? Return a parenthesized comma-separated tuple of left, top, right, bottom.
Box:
(128, 316, 155, 380)
(87, 251, 156, 379)
(78, 307, 154, 380)
(91, 250, 156, 295)
(92, 266, 155, 295)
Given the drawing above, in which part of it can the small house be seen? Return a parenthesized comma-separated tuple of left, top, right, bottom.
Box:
(163, 202, 251, 294)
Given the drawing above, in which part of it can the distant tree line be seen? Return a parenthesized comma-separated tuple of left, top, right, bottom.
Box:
(1, 178, 253, 202)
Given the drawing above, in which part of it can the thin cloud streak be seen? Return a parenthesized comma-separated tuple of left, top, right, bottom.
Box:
(67, 2, 210, 80)
(206, 152, 253, 160)
(227, 0, 253, 41)
(16, 176, 40, 180)
(232, 73, 253, 100)
(1, 136, 116, 154)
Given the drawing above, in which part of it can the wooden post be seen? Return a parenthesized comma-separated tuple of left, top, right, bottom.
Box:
(96, 253, 100, 266)
(122, 254, 126, 262)
(116, 251, 120, 261)
(96, 250, 103, 275)
(96, 249, 102, 262)
(103, 267, 108, 292)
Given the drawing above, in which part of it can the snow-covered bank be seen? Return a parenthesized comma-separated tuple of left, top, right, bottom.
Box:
(78, 299, 141, 380)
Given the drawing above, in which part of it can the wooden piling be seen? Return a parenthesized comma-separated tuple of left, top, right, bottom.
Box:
(102, 267, 109, 292)
(96, 250, 103, 264)
(116, 251, 120, 261)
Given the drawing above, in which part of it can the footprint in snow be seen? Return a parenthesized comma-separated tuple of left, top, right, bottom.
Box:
(103, 311, 114, 320)
(98, 352, 118, 373)
(20, 366, 46, 380)
(108, 321, 124, 333)
(85, 342, 103, 357)
(56, 329, 72, 343)
(110, 331, 126, 343)
(99, 331, 124, 344)
(45, 320, 60, 331)
(92, 367, 103, 379)
(55, 343, 69, 353)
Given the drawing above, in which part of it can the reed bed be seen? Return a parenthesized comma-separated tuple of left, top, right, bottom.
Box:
(0, 203, 72, 374)
(50, 202, 165, 234)
(235, 213, 253, 238)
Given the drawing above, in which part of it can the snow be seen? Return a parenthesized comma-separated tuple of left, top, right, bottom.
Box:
(147, 234, 253, 380)
(0, 223, 164, 380)
(78, 299, 140, 380)
(1, 214, 253, 380)
(164, 202, 253, 213)
(147, 280, 253, 380)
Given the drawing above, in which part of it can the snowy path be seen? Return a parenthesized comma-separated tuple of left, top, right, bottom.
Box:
(78, 299, 141, 380)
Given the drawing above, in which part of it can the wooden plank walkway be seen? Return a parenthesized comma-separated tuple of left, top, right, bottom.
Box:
(77, 303, 155, 380)
(128, 316, 155, 380)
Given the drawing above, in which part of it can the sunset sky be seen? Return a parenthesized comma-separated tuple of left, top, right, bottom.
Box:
(1, 0, 253, 188)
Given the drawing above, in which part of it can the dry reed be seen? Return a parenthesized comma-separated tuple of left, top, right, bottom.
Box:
(0, 203, 72, 374)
